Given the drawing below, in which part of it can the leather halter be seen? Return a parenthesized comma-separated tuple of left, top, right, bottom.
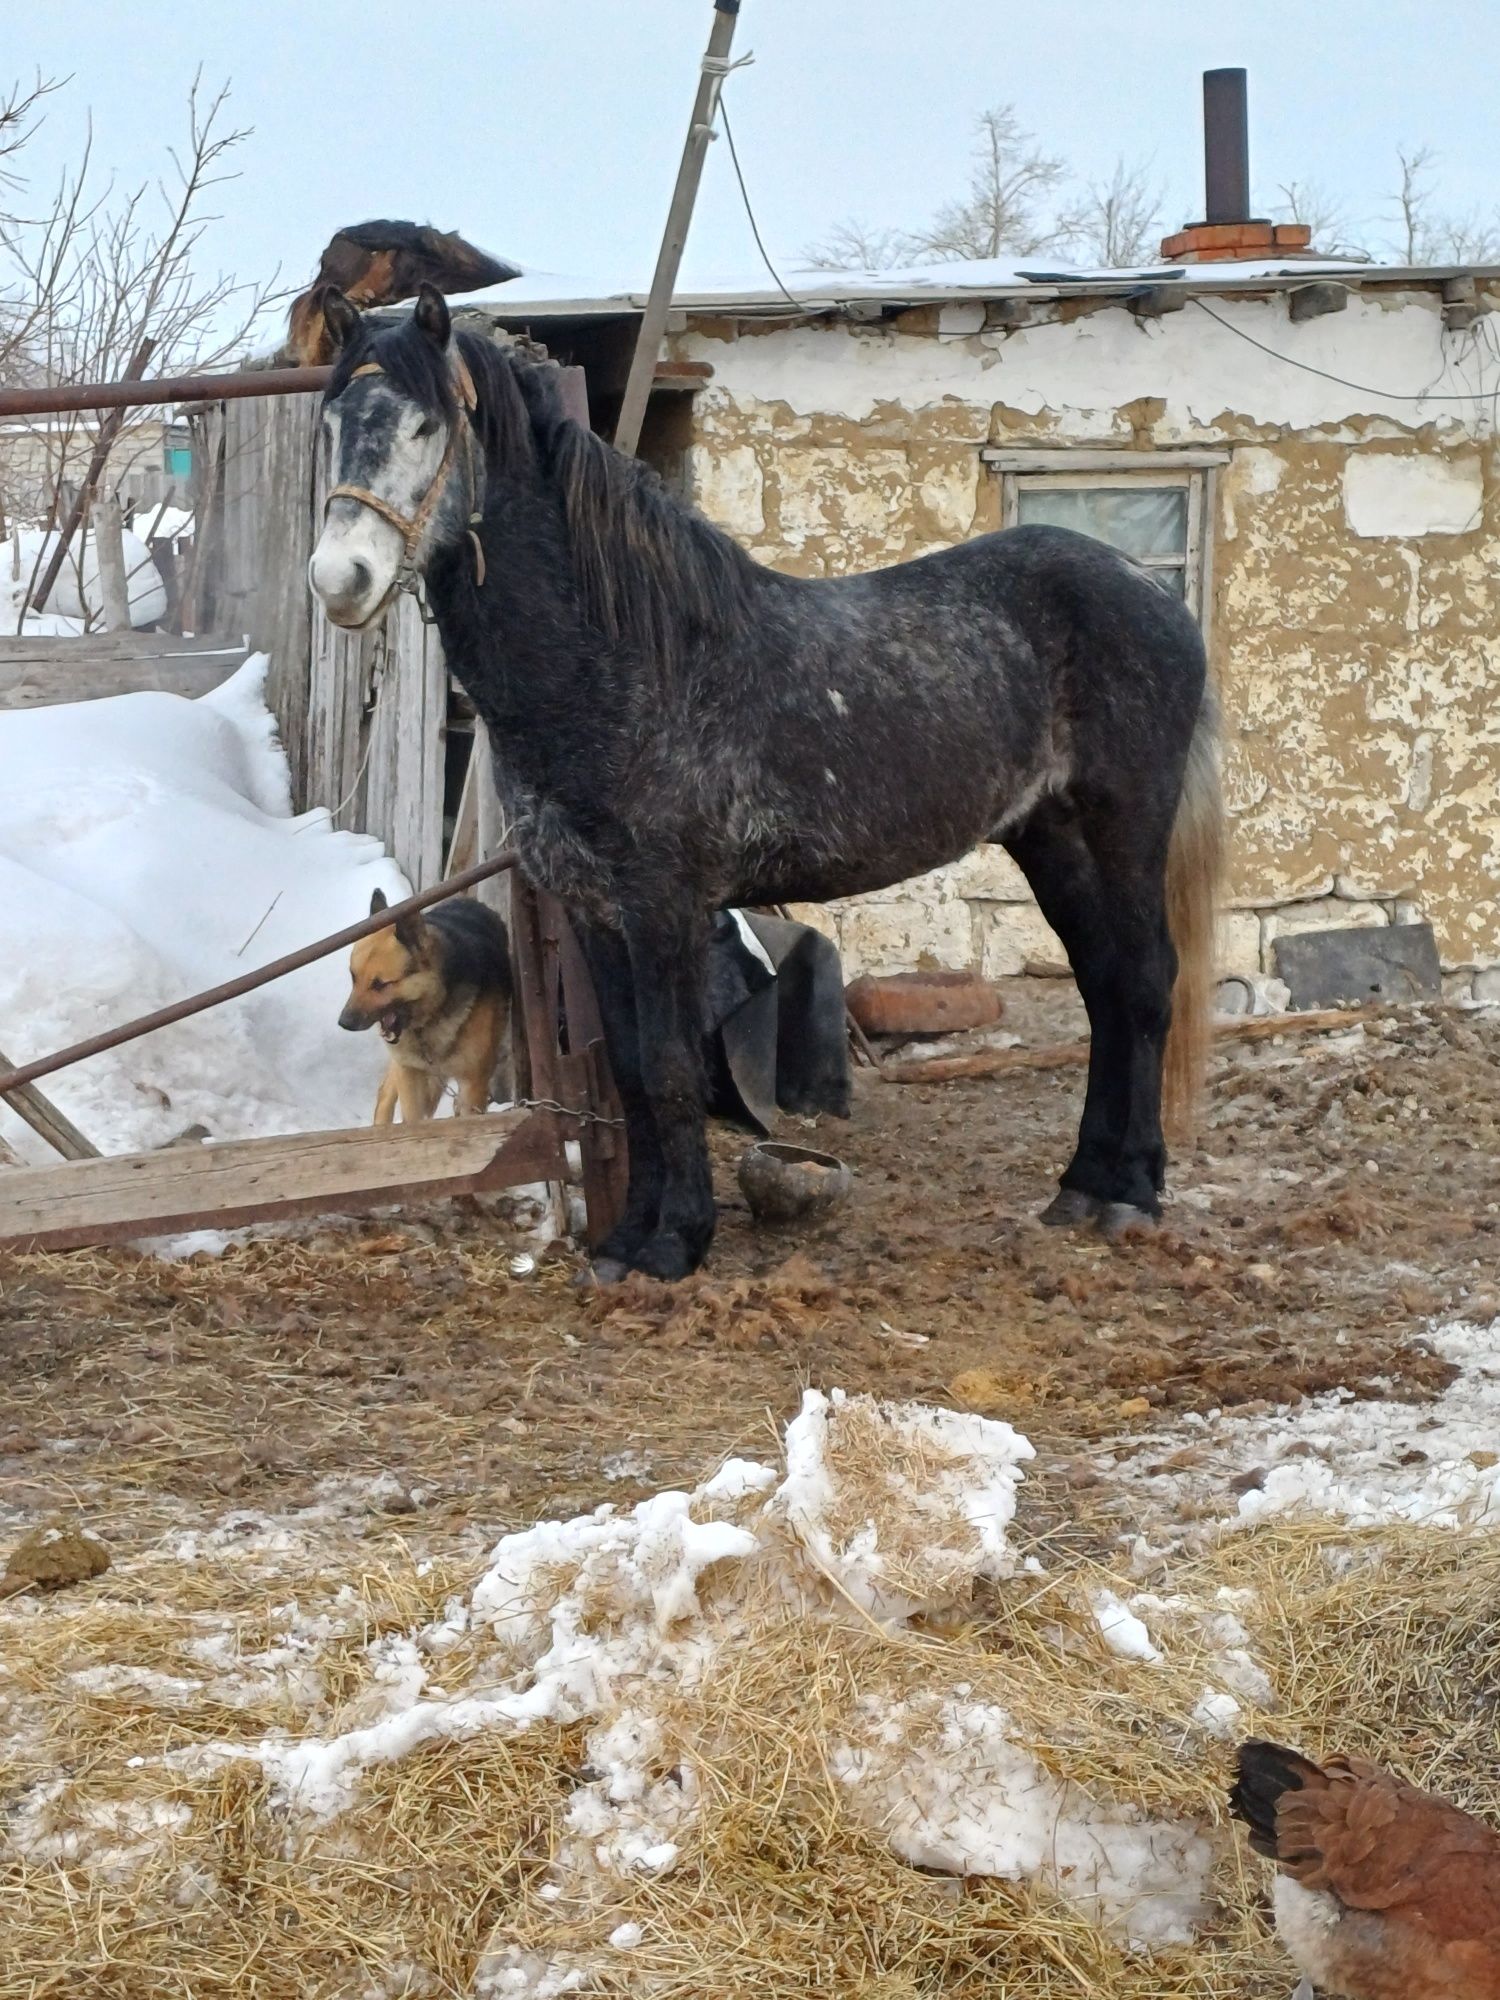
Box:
(323, 352, 485, 607)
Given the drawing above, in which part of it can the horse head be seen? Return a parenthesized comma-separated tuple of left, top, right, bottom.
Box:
(308, 284, 481, 629)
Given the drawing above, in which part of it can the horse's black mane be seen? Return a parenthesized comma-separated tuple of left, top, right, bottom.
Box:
(327, 315, 761, 673)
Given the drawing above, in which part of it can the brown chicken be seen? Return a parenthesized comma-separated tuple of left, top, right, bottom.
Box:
(283, 221, 519, 366)
(1230, 1740, 1500, 1998)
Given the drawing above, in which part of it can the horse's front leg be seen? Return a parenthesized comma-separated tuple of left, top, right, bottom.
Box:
(620, 906, 716, 1281)
(579, 924, 665, 1282)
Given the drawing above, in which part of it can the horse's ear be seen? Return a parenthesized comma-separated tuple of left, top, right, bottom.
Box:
(413, 282, 451, 348)
(323, 287, 361, 352)
(369, 887, 388, 916)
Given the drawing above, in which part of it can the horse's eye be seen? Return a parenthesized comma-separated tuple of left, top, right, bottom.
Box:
(415, 417, 438, 440)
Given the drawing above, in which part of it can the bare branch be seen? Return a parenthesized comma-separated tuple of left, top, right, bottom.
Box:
(1, 72, 279, 629)
(799, 218, 916, 273)
(909, 105, 1069, 262)
(1379, 145, 1500, 265)
(1272, 180, 1372, 262)
(1054, 158, 1166, 268)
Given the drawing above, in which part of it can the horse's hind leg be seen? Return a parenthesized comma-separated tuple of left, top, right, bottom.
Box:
(1004, 795, 1175, 1236)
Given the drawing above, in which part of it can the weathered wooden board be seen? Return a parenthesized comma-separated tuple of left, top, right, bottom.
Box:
(364, 593, 448, 890)
(0, 1110, 563, 1253)
(251, 393, 320, 797)
(0, 635, 247, 710)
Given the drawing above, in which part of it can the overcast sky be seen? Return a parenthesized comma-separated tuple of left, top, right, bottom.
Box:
(9, 0, 1496, 298)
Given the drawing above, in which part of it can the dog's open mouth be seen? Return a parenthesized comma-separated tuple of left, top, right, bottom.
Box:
(378, 1005, 406, 1044)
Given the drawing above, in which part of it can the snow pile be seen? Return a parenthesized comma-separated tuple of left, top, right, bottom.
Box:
(0, 655, 401, 1158)
(2, 525, 168, 631)
(69, 1390, 1212, 1957)
(1117, 1316, 1500, 1534)
(771, 1386, 1035, 1619)
(832, 1692, 1211, 1946)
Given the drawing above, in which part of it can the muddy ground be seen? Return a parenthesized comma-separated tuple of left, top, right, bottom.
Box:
(3, 991, 1496, 1558)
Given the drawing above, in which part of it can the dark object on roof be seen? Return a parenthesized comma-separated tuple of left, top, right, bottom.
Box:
(284, 222, 520, 366)
(1271, 921, 1442, 1010)
(1017, 268, 1186, 285)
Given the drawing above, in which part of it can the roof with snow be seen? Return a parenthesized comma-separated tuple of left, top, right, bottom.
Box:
(476, 253, 1499, 322)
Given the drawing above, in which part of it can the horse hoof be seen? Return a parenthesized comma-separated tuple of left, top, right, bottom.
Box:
(630, 1230, 703, 1282)
(1039, 1189, 1104, 1229)
(582, 1255, 632, 1288)
(1096, 1202, 1160, 1243)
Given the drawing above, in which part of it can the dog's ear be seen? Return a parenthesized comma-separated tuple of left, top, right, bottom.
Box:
(369, 887, 388, 916)
(393, 906, 424, 953)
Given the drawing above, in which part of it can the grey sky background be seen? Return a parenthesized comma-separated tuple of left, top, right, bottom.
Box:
(8, 1, 1497, 300)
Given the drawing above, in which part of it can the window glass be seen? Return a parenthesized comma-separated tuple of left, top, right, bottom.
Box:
(1016, 483, 1187, 561)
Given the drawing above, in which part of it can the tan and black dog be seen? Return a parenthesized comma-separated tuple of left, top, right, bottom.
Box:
(339, 890, 513, 1123)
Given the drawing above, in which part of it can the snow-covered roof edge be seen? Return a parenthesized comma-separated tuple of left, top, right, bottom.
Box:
(474, 254, 1500, 322)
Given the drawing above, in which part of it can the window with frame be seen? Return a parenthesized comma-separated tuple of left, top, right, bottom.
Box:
(984, 450, 1225, 622)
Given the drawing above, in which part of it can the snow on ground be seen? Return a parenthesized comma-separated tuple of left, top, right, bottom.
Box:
(1109, 1314, 1500, 1537)
(6, 1390, 1215, 1969)
(11, 1319, 1500, 1990)
(0, 654, 402, 1159)
(2, 525, 168, 630)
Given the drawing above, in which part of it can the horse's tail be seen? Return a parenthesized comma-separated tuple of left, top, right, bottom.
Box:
(1162, 681, 1225, 1140)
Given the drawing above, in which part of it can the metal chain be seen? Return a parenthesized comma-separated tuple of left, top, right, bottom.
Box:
(512, 1095, 625, 1128)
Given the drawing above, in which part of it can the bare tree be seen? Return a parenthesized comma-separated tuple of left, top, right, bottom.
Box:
(1055, 158, 1165, 268)
(0, 71, 280, 630)
(1391, 146, 1437, 263)
(1384, 146, 1500, 265)
(800, 217, 915, 274)
(909, 106, 1069, 261)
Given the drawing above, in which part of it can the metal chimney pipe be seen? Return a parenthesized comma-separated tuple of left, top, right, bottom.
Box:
(1202, 68, 1251, 224)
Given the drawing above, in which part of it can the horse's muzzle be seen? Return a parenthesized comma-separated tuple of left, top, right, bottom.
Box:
(309, 542, 386, 629)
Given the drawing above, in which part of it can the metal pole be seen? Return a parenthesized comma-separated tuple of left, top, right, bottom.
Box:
(613, 0, 741, 457)
(0, 363, 333, 421)
(0, 850, 520, 1101)
(1202, 68, 1251, 226)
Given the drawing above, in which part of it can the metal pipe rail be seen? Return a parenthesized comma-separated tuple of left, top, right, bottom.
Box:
(0, 850, 520, 1101)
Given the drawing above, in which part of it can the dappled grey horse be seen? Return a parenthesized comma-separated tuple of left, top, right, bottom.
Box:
(309, 286, 1222, 1282)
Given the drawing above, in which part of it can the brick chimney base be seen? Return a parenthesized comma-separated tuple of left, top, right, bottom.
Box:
(1159, 220, 1315, 264)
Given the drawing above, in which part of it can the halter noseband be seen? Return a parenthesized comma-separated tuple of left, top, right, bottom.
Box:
(323, 352, 486, 608)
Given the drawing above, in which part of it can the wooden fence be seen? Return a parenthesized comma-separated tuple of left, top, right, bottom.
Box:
(0, 632, 248, 711)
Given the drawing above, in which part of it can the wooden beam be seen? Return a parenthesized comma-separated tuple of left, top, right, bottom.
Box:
(443, 731, 481, 878)
(0, 1046, 99, 1160)
(1288, 281, 1349, 323)
(613, 0, 740, 454)
(879, 1004, 1383, 1085)
(0, 636, 248, 712)
(0, 1110, 564, 1253)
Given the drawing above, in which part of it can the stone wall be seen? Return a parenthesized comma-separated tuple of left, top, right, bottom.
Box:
(675, 287, 1500, 986)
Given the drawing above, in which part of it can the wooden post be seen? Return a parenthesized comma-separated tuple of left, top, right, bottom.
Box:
(613, 0, 741, 455)
(93, 495, 132, 632)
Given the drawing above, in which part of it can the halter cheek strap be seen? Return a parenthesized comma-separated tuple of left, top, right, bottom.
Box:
(323, 353, 486, 604)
